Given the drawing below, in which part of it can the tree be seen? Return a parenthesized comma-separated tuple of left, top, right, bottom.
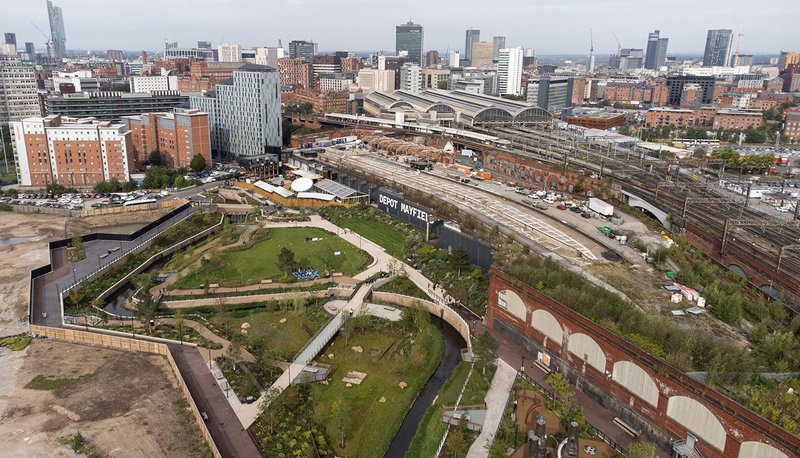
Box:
(190, 154, 207, 173)
(329, 398, 352, 448)
(744, 128, 766, 144)
(627, 441, 656, 458)
(71, 235, 85, 261)
(340, 312, 355, 346)
(546, 372, 585, 428)
(277, 247, 297, 274)
(174, 175, 187, 189)
(437, 80, 448, 89)
(132, 274, 158, 334)
(450, 245, 471, 278)
(148, 150, 162, 166)
(472, 330, 498, 375)
(174, 309, 185, 344)
(693, 147, 707, 159)
(447, 426, 468, 456)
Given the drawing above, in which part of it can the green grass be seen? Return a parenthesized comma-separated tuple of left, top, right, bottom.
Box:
(0, 335, 32, 351)
(460, 363, 496, 404)
(375, 275, 428, 299)
(174, 227, 372, 288)
(25, 375, 75, 390)
(336, 216, 408, 259)
(211, 303, 332, 360)
(405, 362, 471, 457)
(310, 318, 444, 457)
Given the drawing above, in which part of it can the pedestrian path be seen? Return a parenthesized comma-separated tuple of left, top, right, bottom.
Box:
(466, 360, 517, 458)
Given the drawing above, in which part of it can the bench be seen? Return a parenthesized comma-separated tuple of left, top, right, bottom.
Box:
(613, 417, 641, 437)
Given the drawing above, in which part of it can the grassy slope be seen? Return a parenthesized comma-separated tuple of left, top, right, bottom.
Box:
(310, 320, 444, 457)
(336, 217, 407, 259)
(175, 227, 371, 288)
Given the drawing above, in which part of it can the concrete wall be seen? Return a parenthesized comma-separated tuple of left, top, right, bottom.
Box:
(29, 324, 222, 458)
(371, 291, 470, 347)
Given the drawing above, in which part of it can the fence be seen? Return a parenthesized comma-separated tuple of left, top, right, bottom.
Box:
(435, 363, 475, 457)
(235, 181, 355, 208)
(28, 324, 222, 458)
(79, 198, 187, 218)
(10, 204, 76, 217)
(516, 371, 627, 455)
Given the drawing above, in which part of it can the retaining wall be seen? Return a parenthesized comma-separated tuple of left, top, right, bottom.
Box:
(29, 324, 222, 458)
(372, 291, 471, 347)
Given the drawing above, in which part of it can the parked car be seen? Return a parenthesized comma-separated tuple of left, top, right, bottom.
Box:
(556, 203, 567, 210)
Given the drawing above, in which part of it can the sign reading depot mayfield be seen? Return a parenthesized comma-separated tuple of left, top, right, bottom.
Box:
(375, 189, 435, 229)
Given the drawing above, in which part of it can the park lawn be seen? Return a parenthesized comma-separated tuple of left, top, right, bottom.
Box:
(211, 305, 331, 361)
(336, 216, 408, 259)
(405, 362, 471, 457)
(375, 275, 428, 299)
(174, 227, 372, 288)
(310, 318, 444, 457)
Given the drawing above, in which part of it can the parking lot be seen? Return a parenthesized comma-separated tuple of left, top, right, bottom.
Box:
(328, 151, 603, 262)
(0, 189, 175, 212)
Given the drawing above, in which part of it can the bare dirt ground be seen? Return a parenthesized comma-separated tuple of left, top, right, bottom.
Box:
(0, 340, 208, 458)
(0, 213, 66, 337)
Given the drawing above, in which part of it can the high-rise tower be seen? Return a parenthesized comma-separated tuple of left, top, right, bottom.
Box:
(46, 0, 66, 59)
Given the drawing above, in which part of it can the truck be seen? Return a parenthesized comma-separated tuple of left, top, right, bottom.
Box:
(471, 170, 492, 180)
(588, 197, 614, 217)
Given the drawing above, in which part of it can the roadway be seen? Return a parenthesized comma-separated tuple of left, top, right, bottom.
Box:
(31, 206, 195, 326)
(168, 344, 263, 458)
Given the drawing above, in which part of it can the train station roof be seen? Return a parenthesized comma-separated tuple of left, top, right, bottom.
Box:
(365, 89, 553, 124)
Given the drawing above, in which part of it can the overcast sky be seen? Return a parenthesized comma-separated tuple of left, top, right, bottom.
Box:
(1, 0, 795, 55)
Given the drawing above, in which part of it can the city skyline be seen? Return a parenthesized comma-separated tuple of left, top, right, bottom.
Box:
(0, 0, 796, 56)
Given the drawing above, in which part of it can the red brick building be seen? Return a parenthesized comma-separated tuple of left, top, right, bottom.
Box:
(121, 109, 211, 170)
(284, 88, 348, 115)
(486, 269, 798, 458)
(644, 107, 697, 128)
(340, 57, 363, 74)
(277, 57, 313, 89)
(9, 115, 133, 187)
(712, 109, 763, 130)
(565, 111, 624, 130)
(603, 81, 668, 106)
(177, 61, 244, 92)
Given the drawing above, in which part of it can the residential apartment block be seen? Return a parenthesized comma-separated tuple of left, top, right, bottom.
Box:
(189, 65, 282, 158)
(0, 56, 41, 123)
(603, 81, 669, 106)
(121, 109, 211, 169)
(10, 115, 133, 187)
(712, 109, 763, 130)
(277, 57, 313, 88)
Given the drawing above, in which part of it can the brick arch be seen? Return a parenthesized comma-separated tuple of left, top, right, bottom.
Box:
(738, 441, 788, 458)
(667, 396, 727, 451)
(567, 333, 606, 373)
(498, 289, 527, 322)
(611, 361, 658, 407)
(530, 309, 563, 344)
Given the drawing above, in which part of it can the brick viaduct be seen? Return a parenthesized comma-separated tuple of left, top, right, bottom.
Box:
(685, 222, 795, 304)
(486, 269, 798, 458)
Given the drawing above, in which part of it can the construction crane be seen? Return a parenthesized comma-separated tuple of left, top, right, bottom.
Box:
(31, 22, 50, 41)
(732, 11, 745, 66)
(612, 31, 622, 54)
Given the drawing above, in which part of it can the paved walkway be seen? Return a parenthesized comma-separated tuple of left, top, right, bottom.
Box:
(466, 359, 517, 458)
(477, 321, 636, 452)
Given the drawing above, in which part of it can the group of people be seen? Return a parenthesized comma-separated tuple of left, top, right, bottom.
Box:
(292, 268, 320, 280)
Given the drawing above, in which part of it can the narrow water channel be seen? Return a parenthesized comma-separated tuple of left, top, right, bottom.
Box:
(384, 316, 466, 458)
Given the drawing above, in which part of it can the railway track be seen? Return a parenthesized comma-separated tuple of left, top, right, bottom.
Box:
(320, 117, 800, 304)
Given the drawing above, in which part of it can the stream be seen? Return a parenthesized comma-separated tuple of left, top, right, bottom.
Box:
(384, 316, 466, 458)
